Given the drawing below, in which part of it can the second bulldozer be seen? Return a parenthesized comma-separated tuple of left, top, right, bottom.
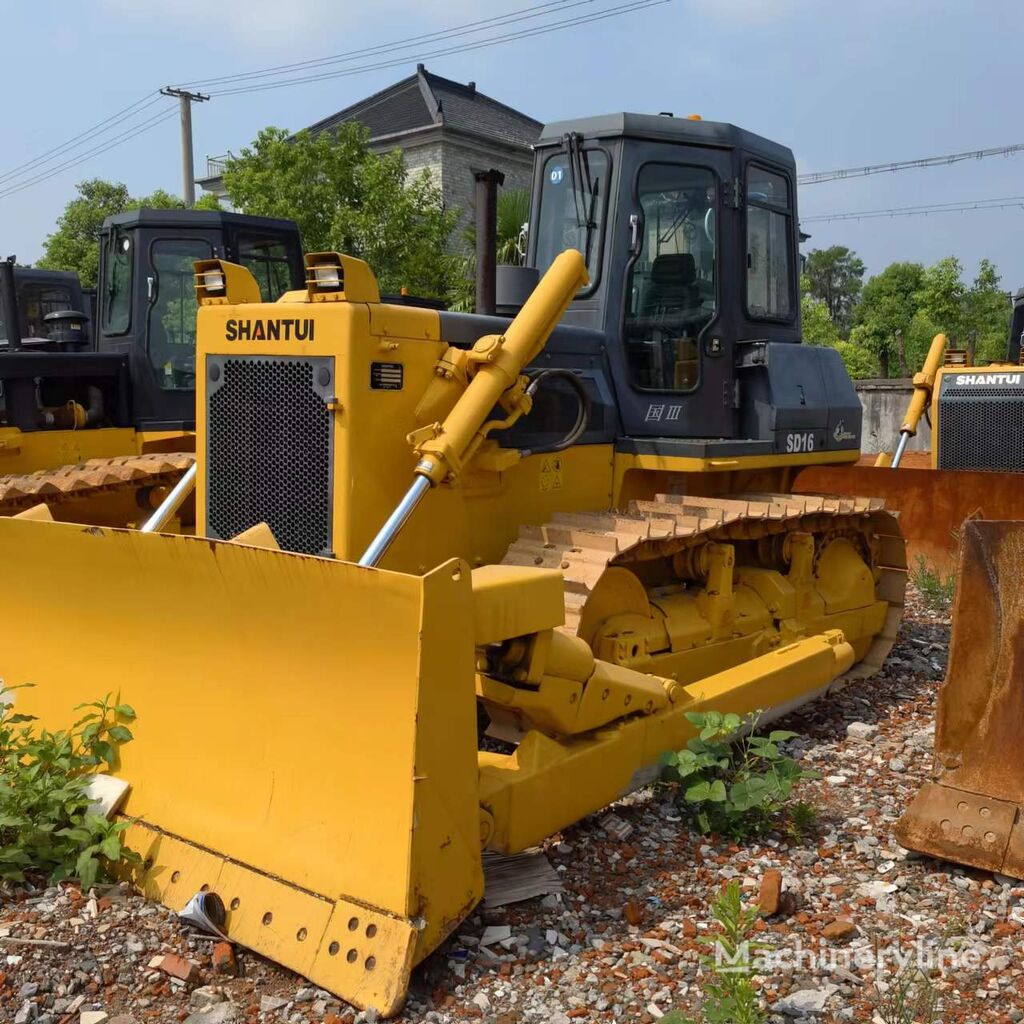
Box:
(0, 209, 303, 525)
(0, 114, 905, 1015)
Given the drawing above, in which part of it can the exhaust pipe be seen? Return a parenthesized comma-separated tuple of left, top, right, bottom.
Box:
(0, 256, 23, 352)
(474, 169, 504, 316)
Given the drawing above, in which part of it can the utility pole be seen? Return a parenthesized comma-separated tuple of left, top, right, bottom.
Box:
(161, 87, 209, 207)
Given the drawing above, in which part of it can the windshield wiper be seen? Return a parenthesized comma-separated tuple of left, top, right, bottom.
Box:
(562, 132, 599, 264)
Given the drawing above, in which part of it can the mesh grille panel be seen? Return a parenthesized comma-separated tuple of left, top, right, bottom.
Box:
(207, 357, 332, 554)
(938, 387, 1024, 471)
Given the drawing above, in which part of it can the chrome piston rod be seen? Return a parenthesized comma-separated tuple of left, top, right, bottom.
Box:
(891, 430, 911, 469)
(358, 472, 431, 567)
(141, 462, 197, 534)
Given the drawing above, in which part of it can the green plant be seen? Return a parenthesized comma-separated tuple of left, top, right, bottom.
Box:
(663, 881, 768, 1024)
(875, 963, 939, 1024)
(784, 800, 819, 843)
(661, 711, 819, 839)
(0, 687, 138, 889)
(910, 555, 956, 613)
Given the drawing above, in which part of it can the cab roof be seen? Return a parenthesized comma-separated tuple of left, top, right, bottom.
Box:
(101, 208, 300, 234)
(537, 112, 794, 169)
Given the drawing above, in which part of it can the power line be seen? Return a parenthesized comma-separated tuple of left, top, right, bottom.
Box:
(802, 194, 1024, 223)
(0, 93, 161, 186)
(798, 142, 1024, 185)
(0, 109, 178, 201)
(206, 0, 670, 97)
(0, 0, 667, 201)
(182, 0, 592, 89)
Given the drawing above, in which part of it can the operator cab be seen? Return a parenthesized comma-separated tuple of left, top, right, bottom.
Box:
(501, 113, 860, 457)
(97, 209, 304, 430)
(0, 269, 90, 350)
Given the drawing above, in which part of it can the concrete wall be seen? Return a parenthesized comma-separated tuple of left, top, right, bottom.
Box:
(855, 379, 931, 454)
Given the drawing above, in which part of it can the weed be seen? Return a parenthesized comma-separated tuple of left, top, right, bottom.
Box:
(0, 685, 139, 889)
(662, 711, 820, 840)
(662, 881, 768, 1024)
(875, 964, 939, 1024)
(910, 556, 955, 613)
(783, 800, 819, 844)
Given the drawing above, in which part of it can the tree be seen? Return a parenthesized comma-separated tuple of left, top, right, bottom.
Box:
(38, 180, 219, 289)
(803, 246, 865, 332)
(963, 259, 1011, 364)
(800, 276, 876, 377)
(915, 256, 966, 343)
(800, 278, 840, 347)
(850, 261, 926, 377)
(220, 123, 460, 300)
(496, 188, 530, 266)
(831, 340, 878, 379)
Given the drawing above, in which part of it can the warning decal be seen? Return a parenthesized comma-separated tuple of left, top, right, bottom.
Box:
(539, 455, 563, 492)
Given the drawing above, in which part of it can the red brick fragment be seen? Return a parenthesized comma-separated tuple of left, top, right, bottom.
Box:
(211, 942, 237, 977)
(758, 869, 783, 916)
(154, 953, 197, 984)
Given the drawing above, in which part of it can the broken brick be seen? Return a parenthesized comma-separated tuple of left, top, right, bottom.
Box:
(153, 953, 197, 984)
(211, 942, 237, 977)
(758, 869, 783, 916)
(822, 919, 858, 943)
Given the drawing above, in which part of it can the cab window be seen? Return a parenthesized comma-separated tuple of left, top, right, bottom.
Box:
(624, 164, 716, 392)
(17, 283, 75, 339)
(746, 166, 793, 320)
(102, 232, 133, 334)
(238, 234, 293, 301)
(148, 238, 212, 390)
(534, 148, 608, 290)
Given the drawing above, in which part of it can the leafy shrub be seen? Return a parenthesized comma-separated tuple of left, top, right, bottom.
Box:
(662, 711, 819, 839)
(0, 687, 138, 889)
(662, 881, 767, 1024)
(910, 555, 956, 613)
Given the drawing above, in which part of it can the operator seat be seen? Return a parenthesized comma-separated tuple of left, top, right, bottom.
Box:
(642, 253, 700, 317)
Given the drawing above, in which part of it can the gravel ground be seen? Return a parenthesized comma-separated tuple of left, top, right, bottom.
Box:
(3, 585, 1022, 1024)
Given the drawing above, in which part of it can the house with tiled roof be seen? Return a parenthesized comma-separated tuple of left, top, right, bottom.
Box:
(197, 65, 542, 242)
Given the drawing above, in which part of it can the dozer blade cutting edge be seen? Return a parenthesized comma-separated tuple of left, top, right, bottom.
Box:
(896, 520, 1024, 878)
(796, 456, 1021, 575)
(0, 516, 875, 1016)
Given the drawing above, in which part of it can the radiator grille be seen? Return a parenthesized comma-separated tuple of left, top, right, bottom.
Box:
(938, 385, 1024, 471)
(206, 356, 333, 554)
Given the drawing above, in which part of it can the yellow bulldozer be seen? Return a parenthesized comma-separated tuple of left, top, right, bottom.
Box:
(0, 209, 303, 525)
(1, 115, 911, 1015)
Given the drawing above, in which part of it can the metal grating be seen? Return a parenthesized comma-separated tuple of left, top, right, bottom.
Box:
(207, 356, 333, 554)
(938, 386, 1024, 471)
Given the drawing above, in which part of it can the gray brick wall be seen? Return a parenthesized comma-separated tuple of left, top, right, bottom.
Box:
(439, 137, 534, 251)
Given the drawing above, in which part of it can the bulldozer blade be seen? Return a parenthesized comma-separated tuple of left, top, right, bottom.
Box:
(0, 519, 483, 1017)
(895, 520, 1024, 879)
(795, 456, 1022, 574)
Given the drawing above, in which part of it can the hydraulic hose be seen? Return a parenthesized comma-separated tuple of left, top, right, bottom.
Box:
(518, 368, 591, 458)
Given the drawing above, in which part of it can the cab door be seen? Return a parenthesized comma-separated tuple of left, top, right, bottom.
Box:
(614, 154, 736, 439)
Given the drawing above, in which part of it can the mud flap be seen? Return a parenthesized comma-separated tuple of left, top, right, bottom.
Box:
(0, 520, 483, 1016)
(895, 520, 1024, 878)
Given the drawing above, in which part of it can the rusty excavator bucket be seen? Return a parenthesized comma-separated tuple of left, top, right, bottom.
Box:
(896, 520, 1024, 878)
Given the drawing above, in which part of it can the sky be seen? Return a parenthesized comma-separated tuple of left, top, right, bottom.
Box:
(3, 0, 1022, 287)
